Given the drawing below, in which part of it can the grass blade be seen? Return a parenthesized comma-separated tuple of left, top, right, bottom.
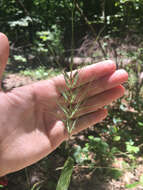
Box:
(56, 156, 74, 190)
(71, 71, 79, 88)
(69, 119, 78, 134)
(58, 103, 70, 118)
(62, 91, 70, 102)
(63, 71, 71, 88)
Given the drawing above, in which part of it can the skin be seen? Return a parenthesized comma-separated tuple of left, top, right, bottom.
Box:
(0, 33, 128, 176)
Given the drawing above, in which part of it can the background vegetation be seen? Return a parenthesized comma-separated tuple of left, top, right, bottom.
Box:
(1, 0, 143, 189)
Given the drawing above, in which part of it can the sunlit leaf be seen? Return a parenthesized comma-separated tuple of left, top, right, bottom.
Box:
(138, 122, 143, 127)
(113, 136, 121, 142)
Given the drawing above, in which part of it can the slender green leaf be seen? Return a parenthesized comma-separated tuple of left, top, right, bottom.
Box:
(56, 156, 74, 190)
(58, 103, 70, 117)
(70, 93, 77, 104)
(63, 71, 71, 88)
(69, 119, 78, 134)
(62, 91, 70, 102)
(70, 102, 81, 118)
(66, 120, 74, 133)
(71, 71, 79, 88)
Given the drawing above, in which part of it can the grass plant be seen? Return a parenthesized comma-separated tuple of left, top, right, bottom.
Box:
(56, 1, 106, 190)
(56, 2, 80, 189)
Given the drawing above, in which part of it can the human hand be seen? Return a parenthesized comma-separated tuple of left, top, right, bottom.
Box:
(0, 33, 128, 176)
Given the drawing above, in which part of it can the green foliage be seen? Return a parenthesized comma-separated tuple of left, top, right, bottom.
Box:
(85, 136, 119, 164)
(20, 66, 61, 80)
(56, 156, 74, 190)
(125, 174, 143, 188)
(126, 140, 140, 160)
(14, 55, 27, 63)
(73, 145, 90, 164)
(109, 169, 123, 180)
(8, 16, 32, 28)
(73, 135, 120, 167)
(35, 25, 64, 56)
(126, 140, 140, 154)
(2, 0, 143, 44)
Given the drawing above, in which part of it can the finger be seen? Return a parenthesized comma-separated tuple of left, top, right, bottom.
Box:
(52, 60, 116, 92)
(74, 85, 124, 118)
(59, 69, 128, 104)
(71, 108, 108, 135)
(0, 33, 9, 88)
(76, 69, 128, 101)
(32, 60, 116, 104)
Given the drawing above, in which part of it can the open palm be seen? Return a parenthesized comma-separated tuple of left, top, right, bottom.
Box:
(0, 33, 128, 176)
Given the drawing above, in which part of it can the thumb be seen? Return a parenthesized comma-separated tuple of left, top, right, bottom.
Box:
(0, 33, 9, 89)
